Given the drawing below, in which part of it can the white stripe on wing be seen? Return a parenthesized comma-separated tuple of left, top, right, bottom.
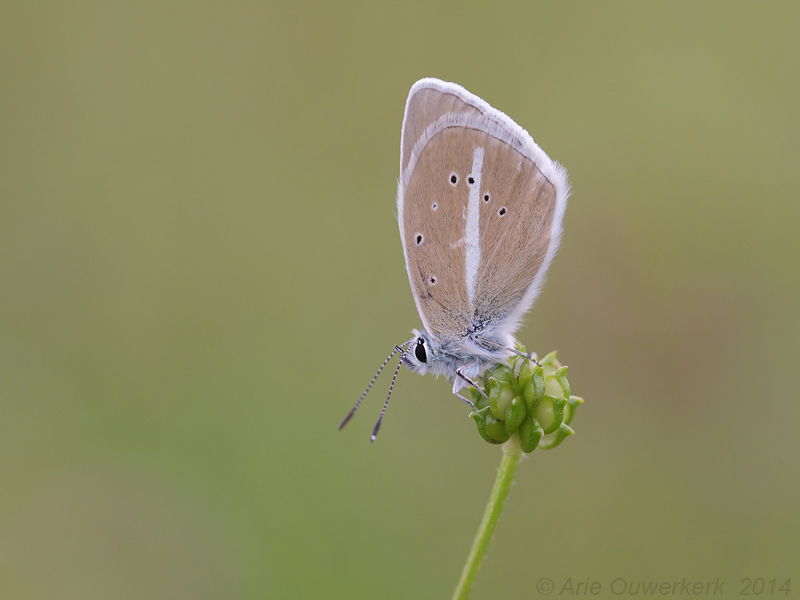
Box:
(465, 146, 484, 309)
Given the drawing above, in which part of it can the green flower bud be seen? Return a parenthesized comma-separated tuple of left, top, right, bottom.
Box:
(471, 408, 489, 443)
(488, 377, 516, 421)
(471, 408, 494, 444)
(530, 394, 565, 434)
(554, 366, 571, 398)
(483, 363, 514, 386)
(538, 352, 558, 377)
(539, 350, 558, 366)
(517, 416, 544, 453)
(512, 355, 536, 387)
(471, 407, 511, 444)
(563, 395, 583, 426)
(504, 395, 527, 436)
(483, 411, 511, 444)
(468, 347, 583, 452)
(538, 422, 575, 450)
(544, 374, 566, 399)
(523, 365, 545, 412)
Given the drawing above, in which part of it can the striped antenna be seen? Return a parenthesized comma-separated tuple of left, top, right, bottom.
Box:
(338, 339, 412, 430)
(370, 347, 407, 442)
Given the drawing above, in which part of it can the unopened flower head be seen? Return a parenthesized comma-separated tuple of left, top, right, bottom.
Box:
(469, 347, 584, 453)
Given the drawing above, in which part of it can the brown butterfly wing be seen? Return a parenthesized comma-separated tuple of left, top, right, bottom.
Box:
(473, 140, 558, 327)
(401, 85, 484, 176)
(399, 79, 568, 343)
(401, 127, 479, 341)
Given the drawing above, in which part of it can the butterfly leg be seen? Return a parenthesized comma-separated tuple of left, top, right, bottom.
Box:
(455, 368, 490, 404)
(454, 391, 478, 410)
(475, 336, 542, 367)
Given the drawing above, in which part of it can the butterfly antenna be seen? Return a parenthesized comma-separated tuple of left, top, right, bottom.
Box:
(338, 340, 411, 430)
(370, 349, 406, 442)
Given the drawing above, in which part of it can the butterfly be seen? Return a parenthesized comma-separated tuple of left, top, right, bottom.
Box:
(341, 78, 569, 441)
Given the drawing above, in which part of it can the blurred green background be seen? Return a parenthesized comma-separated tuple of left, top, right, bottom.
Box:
(2, 1, 799, 598)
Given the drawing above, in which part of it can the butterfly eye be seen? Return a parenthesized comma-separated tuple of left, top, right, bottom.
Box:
(414, 338, 427, 363)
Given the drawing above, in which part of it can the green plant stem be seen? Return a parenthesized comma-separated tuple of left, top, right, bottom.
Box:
(452, 438, 523, 600)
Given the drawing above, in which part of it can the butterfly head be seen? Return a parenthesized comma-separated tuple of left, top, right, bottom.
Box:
(401, 329, 434, 375)
(402, 328, 477, 382)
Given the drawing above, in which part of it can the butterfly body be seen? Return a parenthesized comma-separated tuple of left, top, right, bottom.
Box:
(402, 327, 513, 383)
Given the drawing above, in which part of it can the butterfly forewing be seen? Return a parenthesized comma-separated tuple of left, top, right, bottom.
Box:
(401, 85, 484, 176)
(402, 127, 482, 341)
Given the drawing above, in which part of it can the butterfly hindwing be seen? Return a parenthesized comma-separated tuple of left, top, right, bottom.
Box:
(473, 137, 558, 329)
